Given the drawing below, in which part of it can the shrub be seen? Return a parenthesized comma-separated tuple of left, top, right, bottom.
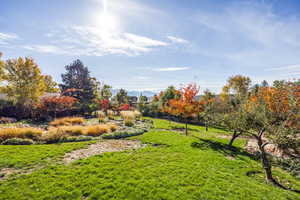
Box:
(1, 138, 34, 145)
(0, 127, 43, 142)
(119, 104, 130, 111)
(49, 117, 85, 126)
(98, 99, 110, 111)
(42, 130, 92, 144)
(49, 126, 85, 136)
(85, 125, 110, 136)
(107, 123, 118, 131)
(43, 123, 118, 142)
(102, 129, 145, 139)
(42, 129, 69, 144)
(107, 110, 115, 120)
(133, 110, 142, 119)
(93, 111, 106, 122)
(120, 111, 135, 126)
(62, 136, 93, 143)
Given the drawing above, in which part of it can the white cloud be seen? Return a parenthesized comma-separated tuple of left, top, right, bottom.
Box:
(0, 32, 18, 45)
(23, 45, 67, 54)
(266, 64, 300, 71)
(153, 67, 190, 72)
(191, 1, 300, 79)
(167, 36, 189, 44)
(24, 26, 168, 56)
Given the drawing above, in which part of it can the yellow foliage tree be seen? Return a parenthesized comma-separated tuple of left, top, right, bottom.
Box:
(42, 75, 60, 93)
(1, 57, 47, 105)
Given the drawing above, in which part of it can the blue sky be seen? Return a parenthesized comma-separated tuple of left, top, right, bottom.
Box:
(1, 0, 300, 93)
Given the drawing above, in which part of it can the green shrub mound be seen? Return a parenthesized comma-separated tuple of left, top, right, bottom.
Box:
(1, 138, 34, 145)
(102, 129, 146, 139)
(44, 135, 93, 144)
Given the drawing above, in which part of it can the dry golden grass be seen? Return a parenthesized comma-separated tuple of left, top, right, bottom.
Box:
(107, 110, 115, 120)
(120, 111, 135, 126)
(49, 117, 85, 126)
(41, 129, 68, 143)
(94, 111, 106, 122)
(48, 126, 85, 136)
(133, 110, 142, 119)
(107, 123, 118, 132)
(0, 127, 43, 141)
(85, 125, 110, 136)
(44, 123, 118, 139)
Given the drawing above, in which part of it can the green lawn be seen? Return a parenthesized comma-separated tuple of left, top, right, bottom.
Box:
(0, 118, 299, 200)
(0, 141, 94, 169)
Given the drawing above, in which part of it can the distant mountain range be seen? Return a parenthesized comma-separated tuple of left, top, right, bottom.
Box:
(112, 89, 157, 97)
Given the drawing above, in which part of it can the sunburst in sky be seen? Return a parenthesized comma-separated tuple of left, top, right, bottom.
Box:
(1, 0, 300, 92)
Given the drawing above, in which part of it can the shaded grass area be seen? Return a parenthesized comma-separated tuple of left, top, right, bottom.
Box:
(0, 118, 299, 199)
(146, 117, 230, 135)
(0, 141, 94, 169)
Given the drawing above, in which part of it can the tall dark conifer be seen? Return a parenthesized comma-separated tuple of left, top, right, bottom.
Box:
(60, 59, 96, 104)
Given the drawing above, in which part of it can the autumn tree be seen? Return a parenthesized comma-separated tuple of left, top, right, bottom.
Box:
(42, 75, 60, 93)
(160, 86, 181, 106)
(199, 89, 216, 131)
(222, 106, 250, 147)
(1, 57, 46, 106)
(220, 75, 252, 145)
(98, 99, 110, 112)
(242, 83, 300, 192)
(0, 52, 4, 81)
(37, 95, 78, 119)
(167, 84, 203, 135)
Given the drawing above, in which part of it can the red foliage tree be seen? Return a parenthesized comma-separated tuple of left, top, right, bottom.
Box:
(38, 95, 78, 118)
(98, 99, 110, 112)
(166, 84, 203, 135)
(119, 104, 131, 111)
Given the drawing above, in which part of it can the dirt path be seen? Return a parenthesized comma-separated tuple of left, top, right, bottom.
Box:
(1, 140, 145, 180)
(63, 140, 145, 164)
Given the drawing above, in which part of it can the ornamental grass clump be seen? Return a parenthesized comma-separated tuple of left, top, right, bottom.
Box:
(84, 125, 111, 136)
(133, 110, 142, 120)
(0, 127, 43, 142)
(41, 129, 68, 144)
(120, 111, 135, 127)
(94, 111, 106, 122)
(107, 110, 115, 120)
(48, 126, 85, 136)
(49, 117, 85, 126)
(107, 123, 118, 131)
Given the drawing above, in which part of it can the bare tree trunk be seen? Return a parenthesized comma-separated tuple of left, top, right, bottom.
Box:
(254, 129, 298, 192)
(228, 131, 241, 147)
(185, 118, 188, 136)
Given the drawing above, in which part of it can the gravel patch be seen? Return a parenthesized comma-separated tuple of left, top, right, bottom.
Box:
(0, 168, 20, 180)
(63, 140, 145, 164)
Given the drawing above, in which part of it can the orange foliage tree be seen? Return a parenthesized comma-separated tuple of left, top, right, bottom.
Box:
(166, 84, 203, 135)
(36, 95, 78, 119)
(243, 82, 300, 191)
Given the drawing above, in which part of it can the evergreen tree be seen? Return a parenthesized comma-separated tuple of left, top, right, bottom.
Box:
(60, 59, 96, 104)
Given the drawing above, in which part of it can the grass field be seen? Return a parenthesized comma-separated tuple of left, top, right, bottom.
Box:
(0, 118, 299, 200)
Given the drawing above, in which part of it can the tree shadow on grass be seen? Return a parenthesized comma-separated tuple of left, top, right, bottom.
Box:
(171, 126, 200, 132)
(191, 138, 259, 161)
